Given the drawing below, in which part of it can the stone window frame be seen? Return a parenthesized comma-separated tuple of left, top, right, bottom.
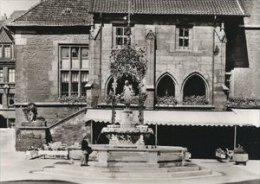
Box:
(0, 44, 12, 59)
(58, 44, 89, 97)
(175, 25, 193, 51)
(113, 25, 131, 47)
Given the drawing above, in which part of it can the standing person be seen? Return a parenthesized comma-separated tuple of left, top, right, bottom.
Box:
(81, 137, 92, 166)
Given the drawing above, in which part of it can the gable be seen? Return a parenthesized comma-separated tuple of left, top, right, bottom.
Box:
(0, 28, 13, 43)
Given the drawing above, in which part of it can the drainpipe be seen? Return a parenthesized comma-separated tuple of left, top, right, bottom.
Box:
(212, 16, 216, 105)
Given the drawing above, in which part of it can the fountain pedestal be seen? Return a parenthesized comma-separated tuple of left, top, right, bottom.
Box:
(101, 109, 153, 147)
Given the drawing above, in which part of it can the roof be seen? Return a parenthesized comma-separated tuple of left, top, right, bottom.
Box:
(85, 109, 260, 127)
(9, 0, 93, 26)
(91, 0, 247, 16)
(9, 10, 27, 20)
(0, 27, 13, 43)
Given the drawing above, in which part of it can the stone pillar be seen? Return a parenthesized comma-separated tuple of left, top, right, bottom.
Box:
(213, 27, 227, 110)
(2, 84, 9, 108)
(97, 150, 109, 167)
(145, 30, 156, 109)
(147, 151, 158, 164)
(89, 24, 102, 107)
(85, 82, 93, 107)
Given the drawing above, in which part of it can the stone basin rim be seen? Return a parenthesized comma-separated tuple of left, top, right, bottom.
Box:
(91, 145, 187, 152)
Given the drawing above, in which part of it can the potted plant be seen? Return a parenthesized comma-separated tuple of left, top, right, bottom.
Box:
(233, 145, 248, 165)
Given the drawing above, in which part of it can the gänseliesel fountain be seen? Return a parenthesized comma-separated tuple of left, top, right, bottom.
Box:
(101, 79, 154, 147)
(94, 43, 192, 168)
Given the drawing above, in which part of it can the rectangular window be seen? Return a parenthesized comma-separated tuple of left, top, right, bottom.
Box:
(0, 94, 2, 107)
(177, 27, 191, 50)
(0, 69, 3, 83)
(0, 45, 2, 58)
(81, 47, 89, 69)
(81, 71, 88, 96)
(115, 27, 130, 46)
(8, 94, 15, 107)
(61, 71, 69, 96)
(8, 69, 15, 83)
(4, 45, 11, 58)
(59, 45, 89, 97)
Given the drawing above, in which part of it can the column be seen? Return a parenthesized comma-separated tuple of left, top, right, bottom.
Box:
(145, 30, 156, 109)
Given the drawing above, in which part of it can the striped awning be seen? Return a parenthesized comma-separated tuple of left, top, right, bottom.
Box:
(85, 109, 260, 127)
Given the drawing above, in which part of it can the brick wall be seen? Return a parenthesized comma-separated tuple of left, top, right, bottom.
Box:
(15, 31, 89, 103)
(14, 28, 90, 123)
(50, 110, 91, 146)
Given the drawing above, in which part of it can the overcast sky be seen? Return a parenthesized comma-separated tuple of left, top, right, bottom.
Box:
(0, 0, 40, 17)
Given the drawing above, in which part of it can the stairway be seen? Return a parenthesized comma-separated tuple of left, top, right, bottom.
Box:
(32, 160, 217, 180)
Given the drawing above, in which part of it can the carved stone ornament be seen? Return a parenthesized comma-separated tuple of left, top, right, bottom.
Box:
(145, 30, 156, 40)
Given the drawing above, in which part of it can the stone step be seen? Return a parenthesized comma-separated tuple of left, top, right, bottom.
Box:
(53, 160, 200, 172)
(36, 166, 212, 179)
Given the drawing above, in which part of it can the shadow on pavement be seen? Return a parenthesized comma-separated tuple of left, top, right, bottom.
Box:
(225, 179, 260, 184)
(1, 180, 79, 184)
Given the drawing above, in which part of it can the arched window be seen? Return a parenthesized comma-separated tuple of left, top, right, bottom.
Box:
(183, 75, 206, 98)
(106, 75, 139, 96)
(182, 74, 208, 105)
(156, 75, 175, 97)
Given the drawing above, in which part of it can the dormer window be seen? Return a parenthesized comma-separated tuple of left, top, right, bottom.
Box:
(0, 44, 11, 59)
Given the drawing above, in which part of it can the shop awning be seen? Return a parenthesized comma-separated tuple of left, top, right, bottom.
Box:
(85, 109, 260, 127)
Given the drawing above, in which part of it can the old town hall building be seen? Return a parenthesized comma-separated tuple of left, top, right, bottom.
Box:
(4, 0, 260, 159)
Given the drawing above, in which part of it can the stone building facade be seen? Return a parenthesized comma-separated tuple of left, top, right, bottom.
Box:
(7, 0, 260, 158)
(0, 20, 15, 128)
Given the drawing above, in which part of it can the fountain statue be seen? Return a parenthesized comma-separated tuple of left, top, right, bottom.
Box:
(101, 78, 153, 147)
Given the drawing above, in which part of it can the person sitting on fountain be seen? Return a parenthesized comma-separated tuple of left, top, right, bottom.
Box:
(81, 137, 92, 166)
(122, 80, 133, 108)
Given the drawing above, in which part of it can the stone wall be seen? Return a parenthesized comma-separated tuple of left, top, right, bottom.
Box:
(16, 128, 47, 151)
(15, 105, 85, 127)
(95, 19, 227, 109)
(229, 0, 260, 98)
(50, 110, 91, 146)
(14, 27, 90, 123)
(14, 30, 89, 103)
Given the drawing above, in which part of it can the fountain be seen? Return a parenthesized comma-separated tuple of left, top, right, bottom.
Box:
(93, 45, 190, 168)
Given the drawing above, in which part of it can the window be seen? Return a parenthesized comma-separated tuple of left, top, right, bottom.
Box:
(115, 27, 130, 46)
(177, 27, 191, 50)
(4, 45, 11, 58)
(8, 69, 15, 83)
(59, 45, 89, 97)
(0, 69, 3, 83)
(157, 75, 175, 97)
(8, 94, 15, 107)
(0, 94, 2, 107)
(0, 45, 2, 58)
(0, 44, 11, 58)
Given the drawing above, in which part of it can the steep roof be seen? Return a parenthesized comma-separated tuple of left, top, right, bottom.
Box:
(9, 0, 93, 26)
(91, 0, 247, 16)
(0, 27, 13, 43)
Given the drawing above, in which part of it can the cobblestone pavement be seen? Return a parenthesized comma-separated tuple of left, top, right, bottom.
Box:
(1, 150, 260, 184)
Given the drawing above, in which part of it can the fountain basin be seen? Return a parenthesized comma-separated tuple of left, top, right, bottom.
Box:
(93, 145, 188, 167)
(101, 125, 153, 147)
